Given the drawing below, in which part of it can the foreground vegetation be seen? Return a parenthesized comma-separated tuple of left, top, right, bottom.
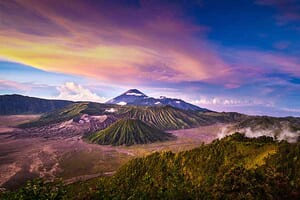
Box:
(2, 133, 300, 199)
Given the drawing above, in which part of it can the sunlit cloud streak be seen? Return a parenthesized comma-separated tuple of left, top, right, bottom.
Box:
(0, 0, 230, 84)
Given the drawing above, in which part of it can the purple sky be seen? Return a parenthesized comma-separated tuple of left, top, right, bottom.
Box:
(1, 0, 300, 116)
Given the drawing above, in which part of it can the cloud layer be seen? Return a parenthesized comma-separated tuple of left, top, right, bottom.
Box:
(0, 0, 229, 84)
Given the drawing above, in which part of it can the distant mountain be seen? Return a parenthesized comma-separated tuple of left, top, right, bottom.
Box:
(107, 89, 147, 105)
(88, 118, 174, 146)
(20, 102, 205, 129)
(0, 94, 73, 115)
(20, 102, 246, 131)
(224, 115, 300, 142)
(107, 89, 209, 111)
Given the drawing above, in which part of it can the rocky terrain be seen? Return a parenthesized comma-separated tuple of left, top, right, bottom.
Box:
(11, 114, 117, 139)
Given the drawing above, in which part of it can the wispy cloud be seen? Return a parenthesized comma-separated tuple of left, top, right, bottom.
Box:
(0, 0, 229, 85)
(0, 79, 58, 98)
(0, 79, 30, 91)
(219, 49, 300, 88)
(279, 107, 300, 113)
(192, 97, 272, 107)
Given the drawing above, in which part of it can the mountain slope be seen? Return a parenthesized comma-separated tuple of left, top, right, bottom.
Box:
(0, 94, 72, 115)
(20, 101, 246, 131)
(115, 105, 215, 130)
(106, 89, 147, 105)
(107, 89, 209, 111)
(19, 102, 119, 128)
(88, 118, 173, 146)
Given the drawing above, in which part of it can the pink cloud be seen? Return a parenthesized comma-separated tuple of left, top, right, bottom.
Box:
(0, 0, 230, 85)
(0, 79, 30, 91)
(215, 49, 300, 88)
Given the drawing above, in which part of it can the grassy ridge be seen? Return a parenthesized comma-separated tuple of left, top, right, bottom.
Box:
(116, 105, 215, 130)
(88, 118, 174, 146)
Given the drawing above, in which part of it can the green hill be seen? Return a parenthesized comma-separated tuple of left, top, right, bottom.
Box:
(3, 133, 300, 199)
(88, 118, 174, 146)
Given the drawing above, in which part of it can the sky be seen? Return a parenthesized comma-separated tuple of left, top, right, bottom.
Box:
(1, 0, 300, 116)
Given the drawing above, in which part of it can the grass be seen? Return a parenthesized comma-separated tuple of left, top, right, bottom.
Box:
(88, 118, 174, 146)
(19, 103, 89, 128)
(116, 105, 212, 130)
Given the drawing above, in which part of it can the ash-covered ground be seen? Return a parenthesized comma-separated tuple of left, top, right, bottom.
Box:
(0, 115, 225, 190)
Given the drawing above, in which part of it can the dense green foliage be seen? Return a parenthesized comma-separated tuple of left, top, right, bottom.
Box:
(0, 94, 72, 115)
(0, 179, 66, 200)
(3, 133, 300, 199)
(93, 133, 300, 199)
(88, 118, 174, 146)
(94, 133, 292, 199)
